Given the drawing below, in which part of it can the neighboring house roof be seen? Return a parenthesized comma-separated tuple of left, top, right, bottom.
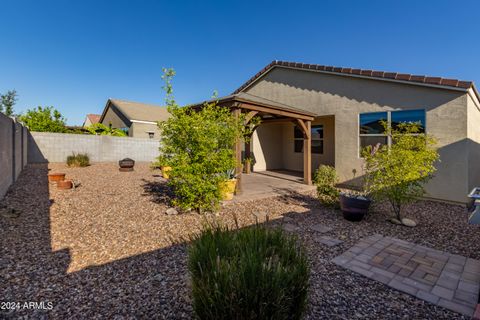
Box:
(99, 99, 170, 125)
(86, 114, 101, 124)
(234, 61, 479, 100)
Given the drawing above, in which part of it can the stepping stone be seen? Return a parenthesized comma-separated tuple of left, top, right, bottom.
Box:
(310, 224, 333, 233)
(318, 236, 343, 247)
(253, 211, 268, 222)
(282, 223, 298, 232)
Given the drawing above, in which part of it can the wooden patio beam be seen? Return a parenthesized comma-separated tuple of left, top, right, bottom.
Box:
(244, 110, 258, 125)
(260, 117, 295, 124)
(296, 119, 311, 139)
(232, 102, 314, 121)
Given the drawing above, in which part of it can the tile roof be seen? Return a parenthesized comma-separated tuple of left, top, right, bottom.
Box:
(233, 60, 475, 94)
(104, 99, 170, 123)
(86, 114, 101, 124)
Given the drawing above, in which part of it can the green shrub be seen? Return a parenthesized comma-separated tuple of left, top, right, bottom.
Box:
(66, 153, 90, 167)
(362, 122, 439, 220)
(314, 165, 339, 207)
(188, 223, 309, 320)
(158, 68, 259, 211)
(19, 106, 67, 133)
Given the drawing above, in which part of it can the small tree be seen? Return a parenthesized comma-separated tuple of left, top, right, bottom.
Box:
(19, 106, 67, 133)
(158, 68, 258, 211)
(85, 123, 127, 136)
(362, 122, 439, 221)
(1, 90, 18, 117)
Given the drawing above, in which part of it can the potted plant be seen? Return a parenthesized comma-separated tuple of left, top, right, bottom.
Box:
(156, 155, 173, 179)
(161, 166, 172, 179)
(219, 169, 237, 201)
(339, 191, 372, 221)
(243, 157, 255, 174)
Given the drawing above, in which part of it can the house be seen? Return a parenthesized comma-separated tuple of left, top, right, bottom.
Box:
(98, 99, 170, 139)
(195, 61, 480, 203)
(82, 114, 101, 128)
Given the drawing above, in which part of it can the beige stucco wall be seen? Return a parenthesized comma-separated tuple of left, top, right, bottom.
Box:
(252, 123, 284, 171)
(101, 108, 128, 129)
(129, 122, 161, 139)
(467, 91, 480, 193)
(245, 67, 470, 202)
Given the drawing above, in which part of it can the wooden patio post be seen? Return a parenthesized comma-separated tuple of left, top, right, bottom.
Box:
(233, 108, 243, 194)
(303, 120, 312, 185)
(243, 111, 258, 175)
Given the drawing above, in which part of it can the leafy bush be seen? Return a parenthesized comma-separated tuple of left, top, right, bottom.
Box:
(314, 165, 339, 207)
(66, 153, 90, 167)
(158, 68, 258, 211)
(19, 106, 67, 133)
(188, 223, 309, 320)
(85, 123, 127, 136)
(362, 122, 439, 220)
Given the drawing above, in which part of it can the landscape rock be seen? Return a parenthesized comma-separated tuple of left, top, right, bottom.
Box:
(166, 207, 178, 215)
(401, 218, 417, 227)
(389, 218, 402, 225)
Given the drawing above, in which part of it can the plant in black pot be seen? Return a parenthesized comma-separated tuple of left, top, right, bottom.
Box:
(339, 191, 372, 221)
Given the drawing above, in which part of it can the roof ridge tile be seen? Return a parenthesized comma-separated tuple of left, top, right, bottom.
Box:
(233, 60, 474, 94)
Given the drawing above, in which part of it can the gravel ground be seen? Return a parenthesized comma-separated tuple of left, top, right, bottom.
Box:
(0, 163, 477, 319)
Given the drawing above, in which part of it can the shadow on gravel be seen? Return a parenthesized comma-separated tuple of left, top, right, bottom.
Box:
(1, 165, 472, 319)
(1, 165, 193, 318)
(141, 178, 175, 206)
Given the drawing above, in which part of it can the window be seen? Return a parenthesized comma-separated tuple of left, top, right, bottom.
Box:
(359, 112, 388, 151)
(359, 109, 426, 156)
(391, 109, 425, 133)
(148, 132, 155, 139)
(294, 124, 324, 154)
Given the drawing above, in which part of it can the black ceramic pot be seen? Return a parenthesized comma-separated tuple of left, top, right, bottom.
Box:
(119, 158, 135, 172)
(339, 194, 371, 221)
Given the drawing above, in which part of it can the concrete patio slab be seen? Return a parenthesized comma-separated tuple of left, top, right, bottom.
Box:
(333, 235, 480, 317)
(231, 172, 315, 202)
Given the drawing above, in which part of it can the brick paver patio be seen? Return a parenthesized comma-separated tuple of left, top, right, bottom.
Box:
(333, 234, 480, 317)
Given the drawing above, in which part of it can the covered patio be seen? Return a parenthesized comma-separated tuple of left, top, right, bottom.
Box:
(193, 92, 317, 187)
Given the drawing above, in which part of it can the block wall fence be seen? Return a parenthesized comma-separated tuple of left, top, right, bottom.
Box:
(0, 125, 160, 199)
(0, 114, 28, 199)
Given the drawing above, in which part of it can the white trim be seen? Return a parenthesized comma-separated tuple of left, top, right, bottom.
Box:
(468, 88, 480, 112)
(240, 65, 470, 95)
(130, 119, 158, 125)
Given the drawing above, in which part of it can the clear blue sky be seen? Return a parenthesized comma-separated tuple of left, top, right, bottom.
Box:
(1, 0, 479, 125)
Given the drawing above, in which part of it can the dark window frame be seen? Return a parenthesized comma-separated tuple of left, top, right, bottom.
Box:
(294, 124, 324, 154)
(358, 109, 426, 157)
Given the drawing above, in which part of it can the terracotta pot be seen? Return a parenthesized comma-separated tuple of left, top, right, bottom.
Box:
(161, 166, 172, 179)
(119, 158, 135, 172)
(339, 194, 371, 221)
(219, 178, 237, 201)
(57, 180, 73, 190)
(48, 173, 66, 182)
